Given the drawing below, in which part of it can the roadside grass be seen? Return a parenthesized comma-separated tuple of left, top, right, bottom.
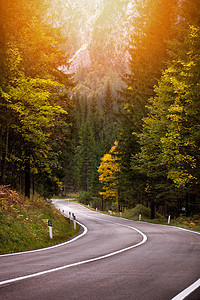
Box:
(113, 210, 200, 231)
(115, 211, 200, 231)
(67, 196, 200, 232)
(0, 186, 80, 254)
(169, 215, 200, 231)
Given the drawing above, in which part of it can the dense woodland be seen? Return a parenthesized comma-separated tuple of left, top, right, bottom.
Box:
(0, 0, 200, 218)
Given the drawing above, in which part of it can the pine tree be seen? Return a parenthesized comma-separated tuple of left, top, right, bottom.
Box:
(0, 0, 74, 197)
(77, 118, 96, 192)
(118, 0, 178, 210)
(136, 20, 200, 215)
(103, 80, 114, 115)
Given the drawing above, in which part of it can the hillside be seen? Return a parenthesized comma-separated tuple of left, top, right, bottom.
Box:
(0, 186, 79, 254)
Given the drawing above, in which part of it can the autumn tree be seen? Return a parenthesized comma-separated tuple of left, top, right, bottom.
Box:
(0, 0, 74, 198)
(98, 141, 121, 210)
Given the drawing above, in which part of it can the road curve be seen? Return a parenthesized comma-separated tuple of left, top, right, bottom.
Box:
(0, 200, 199, 300)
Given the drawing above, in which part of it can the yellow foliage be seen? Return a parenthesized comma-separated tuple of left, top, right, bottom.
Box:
(98, 141, 121, 206)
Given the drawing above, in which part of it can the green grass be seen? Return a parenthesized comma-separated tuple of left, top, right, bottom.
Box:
(0, 190, 80, 254)
(114, 208, 200, 231)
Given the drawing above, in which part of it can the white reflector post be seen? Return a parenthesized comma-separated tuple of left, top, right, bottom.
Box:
(48, 220, 53, 239)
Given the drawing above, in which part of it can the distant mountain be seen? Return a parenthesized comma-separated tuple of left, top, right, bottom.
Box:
(55, 0, 133, 97)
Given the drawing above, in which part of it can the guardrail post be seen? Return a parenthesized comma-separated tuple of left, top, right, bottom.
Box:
(48, 220, 53, 239)
(73, 215, 76, 230)
(168, 215, 171, 224)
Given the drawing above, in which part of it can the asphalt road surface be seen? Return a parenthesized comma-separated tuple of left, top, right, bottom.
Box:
(0, 200, 200, 300)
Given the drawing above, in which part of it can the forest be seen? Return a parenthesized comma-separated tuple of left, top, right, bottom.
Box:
(0, 0, 200, 219)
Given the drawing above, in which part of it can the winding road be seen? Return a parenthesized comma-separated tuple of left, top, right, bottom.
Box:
(0, 200, 200, 300)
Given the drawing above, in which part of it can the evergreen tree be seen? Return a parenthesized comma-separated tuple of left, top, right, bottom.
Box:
(90, 93, 98, 115)
(71, 91, 120, 196)
(136, 14, 200, 216)
(118, 0, 178, 210)
(0, 0, 74, 198)
(103, 80, 114, 115)
(76, 118, 96, 192)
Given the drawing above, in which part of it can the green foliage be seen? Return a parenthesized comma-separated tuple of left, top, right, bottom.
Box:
(76, 118, 96, 192)
(132, 1, 200, 216)
(2, 46, 66, 146)
(160, 26, 200, 188)
(117, 0, 177, 212)
(68, 93, 120, 196)
(103, 80, 114, 114)
(137, 26, 200, 181)
(78, 191, 92, 205)
(116, 0, 200, 217)
(78, 191, 102, 210)
(0, 0, 200, 219)
(123, 204, 151, 220)
(0, 0, 74, 198)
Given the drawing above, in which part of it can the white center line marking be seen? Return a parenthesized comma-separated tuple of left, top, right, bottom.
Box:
(0, 219, 147, 287)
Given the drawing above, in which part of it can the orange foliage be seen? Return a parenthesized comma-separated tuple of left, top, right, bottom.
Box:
(0, 185, 24, 210)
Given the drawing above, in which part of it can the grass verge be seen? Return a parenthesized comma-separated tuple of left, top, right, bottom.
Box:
(0, 186, 80, 254)
(113, 208, 200, 231)
(68, 197, 200, 232)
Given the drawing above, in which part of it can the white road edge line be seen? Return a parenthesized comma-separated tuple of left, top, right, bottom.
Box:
(74, 210, 200, 300)
(171, 278, 200, 300)
(0, 221, 147, 287)
(0, 220, 88, 257)
(1, 201, 199, 298)
(172, 226, 200, 235)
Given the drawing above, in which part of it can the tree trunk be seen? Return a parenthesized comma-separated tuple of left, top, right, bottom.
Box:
(25, 147, 30, 198)
(32, 174, 35, 199)
(186, 194, 189, 217)
(0, 125, 9, 184)
(101, 197, 104, 211)
(151, 200, 156, 219)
